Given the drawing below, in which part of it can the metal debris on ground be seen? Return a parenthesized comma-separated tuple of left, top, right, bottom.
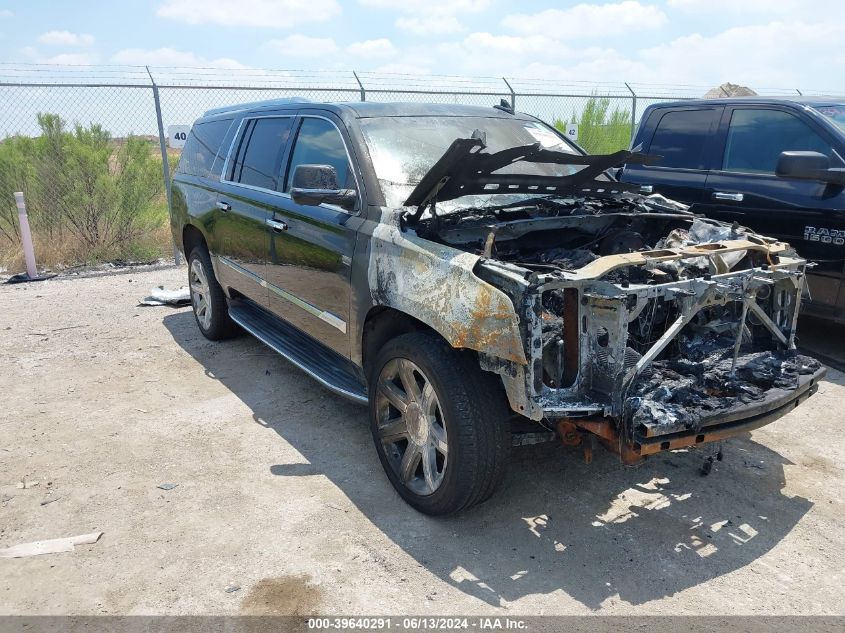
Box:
(225, 585, 241, 593)
(139, 286, 191, 307)
(0, 532, 103, 558)
(157, 483, 178, 491)
(40, 495, 61, 506)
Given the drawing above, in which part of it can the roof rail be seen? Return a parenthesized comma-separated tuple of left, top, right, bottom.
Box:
(203, 96, 314, 117)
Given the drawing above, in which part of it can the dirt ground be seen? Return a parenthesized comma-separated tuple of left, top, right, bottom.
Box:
(1, 266, 843, 616)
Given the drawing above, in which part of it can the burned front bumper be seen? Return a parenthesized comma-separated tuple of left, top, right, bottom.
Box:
(630, 363, 823, 456)
(478, 245, 825, 459)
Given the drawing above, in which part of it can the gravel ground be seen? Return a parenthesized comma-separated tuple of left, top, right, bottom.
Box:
(1, 267, 843, 616)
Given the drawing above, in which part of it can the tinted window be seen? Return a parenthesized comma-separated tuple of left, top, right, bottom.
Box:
(230, 117, 293, 190)
(177, 119, 232, 179)
(649, 109, 718, 169)
(285, 118, 352, 192)
(723, 109, 831, 174)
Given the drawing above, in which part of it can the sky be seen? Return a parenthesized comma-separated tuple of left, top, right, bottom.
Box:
(0, 0, 843, 92)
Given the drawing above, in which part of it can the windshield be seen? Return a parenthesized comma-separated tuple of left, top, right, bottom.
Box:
(816, 105, 845, 133)
(359, 115, 585, 209)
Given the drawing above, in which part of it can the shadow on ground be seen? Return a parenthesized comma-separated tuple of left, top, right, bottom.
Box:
(164, 311, 813, 610)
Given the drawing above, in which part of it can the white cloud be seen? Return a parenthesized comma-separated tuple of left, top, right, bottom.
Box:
(265, 35, 338, 57)
(373, 62, 432, 75)
(395, 15, 464, 35)
(361, 0, 484, 36)
(347, 38, 396, 59)
(359, 0, 487, 12)
(42, 52, 98, 65)
(0, 9, 13, 18)
(156, 0, 341, 28)
(37, 30, 95, 47)
(111, 47, 245, 68)
(637, 21, 845, 88)
(437, 32, 639, 80)
(503, 1, 667, 38)
(667, 0, 792, 11)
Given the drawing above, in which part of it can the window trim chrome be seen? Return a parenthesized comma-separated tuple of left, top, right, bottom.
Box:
(217, 254, 347, 333)
(218, 112, 362, 215)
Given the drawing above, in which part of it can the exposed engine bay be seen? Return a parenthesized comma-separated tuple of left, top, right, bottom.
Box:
(407, 192, 823, 457)
(399, 139, 825, 462)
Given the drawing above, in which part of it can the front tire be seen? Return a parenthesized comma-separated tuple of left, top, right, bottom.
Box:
(369, 332, 511, 515)
(187, 246, 238, 341)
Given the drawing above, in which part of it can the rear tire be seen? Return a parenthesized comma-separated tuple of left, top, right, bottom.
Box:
(369, 331, 511, 515)
(187, 245, 238, 341)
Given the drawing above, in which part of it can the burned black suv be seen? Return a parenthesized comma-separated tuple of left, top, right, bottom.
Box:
(171, 99, 824, 515)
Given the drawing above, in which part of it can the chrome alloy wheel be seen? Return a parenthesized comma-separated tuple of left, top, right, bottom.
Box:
(375, 358, 449, 496)
(189, 258, 212, 330)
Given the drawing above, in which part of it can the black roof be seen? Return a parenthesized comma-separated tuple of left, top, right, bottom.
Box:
(646, 96, 845, 109)
(203, 99, 529, 120)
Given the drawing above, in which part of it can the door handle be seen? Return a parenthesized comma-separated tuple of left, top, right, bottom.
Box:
(639, 185, 653, 194)
(265, 218, 288, 233)
(713, 192, 744, 202)
(216, 201, 231, 212)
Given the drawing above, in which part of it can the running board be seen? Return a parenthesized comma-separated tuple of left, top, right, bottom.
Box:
(228, 299, 368, 404)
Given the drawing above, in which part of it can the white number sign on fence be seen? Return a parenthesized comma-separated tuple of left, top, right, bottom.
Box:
(167, 125, 190, 149)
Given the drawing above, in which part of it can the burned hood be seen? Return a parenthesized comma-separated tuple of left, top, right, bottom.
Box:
(401, 135, 659, 213)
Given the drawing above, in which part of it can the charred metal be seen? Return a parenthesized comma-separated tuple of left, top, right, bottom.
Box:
(394, 142, 825, 462)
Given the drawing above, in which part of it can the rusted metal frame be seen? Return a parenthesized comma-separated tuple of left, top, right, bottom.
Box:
(558, 366, 824, 462)
(556, 418, 642, 465)
(494, 257, 805, 425)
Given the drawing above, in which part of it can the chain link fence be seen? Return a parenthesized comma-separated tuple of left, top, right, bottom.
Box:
(0, 63, 831, 270)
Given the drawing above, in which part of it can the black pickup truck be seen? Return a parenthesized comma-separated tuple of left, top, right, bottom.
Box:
(170, 99, 823, 514)
(620, 97, 845, 323)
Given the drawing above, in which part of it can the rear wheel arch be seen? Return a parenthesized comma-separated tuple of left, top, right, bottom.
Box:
(182, 224, 207, 258)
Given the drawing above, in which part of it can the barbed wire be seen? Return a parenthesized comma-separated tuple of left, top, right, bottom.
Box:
(0, 62, 834, 97)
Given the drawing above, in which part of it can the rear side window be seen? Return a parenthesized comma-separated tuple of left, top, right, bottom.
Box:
(285, 118, 353, 192)
(229, 117, 294, 191)
(648, 109, 719, 169)
(722, 108, 832, 174)
(177, 119, 232, 179)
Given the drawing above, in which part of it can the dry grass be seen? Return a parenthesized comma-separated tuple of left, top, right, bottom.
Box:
(0, 223, 174, 273)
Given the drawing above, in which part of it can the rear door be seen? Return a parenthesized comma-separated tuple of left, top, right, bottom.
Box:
(264, 113, 361, 357)
(620, 106, 723, 208)
(173, 116, 234, 259)
(215, 115, 296, 308)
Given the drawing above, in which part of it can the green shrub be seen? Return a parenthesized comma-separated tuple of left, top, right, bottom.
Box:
(554, 96, 633, 155)
(0, 113, 167, 266)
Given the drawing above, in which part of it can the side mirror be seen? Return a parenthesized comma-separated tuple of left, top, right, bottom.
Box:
(290, 164, 357, 210)
(775, 151, 845, 185)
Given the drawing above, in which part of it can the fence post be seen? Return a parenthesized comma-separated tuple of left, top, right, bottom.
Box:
(353, 71, 366, 102)
(502, 77, 516, 111)
(14, 192, 38, 279)
(625, 82, 637, 146)
(147, 66, 180, 266)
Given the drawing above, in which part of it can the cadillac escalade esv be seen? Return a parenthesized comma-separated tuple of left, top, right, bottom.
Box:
(171, 99, 824, 515)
